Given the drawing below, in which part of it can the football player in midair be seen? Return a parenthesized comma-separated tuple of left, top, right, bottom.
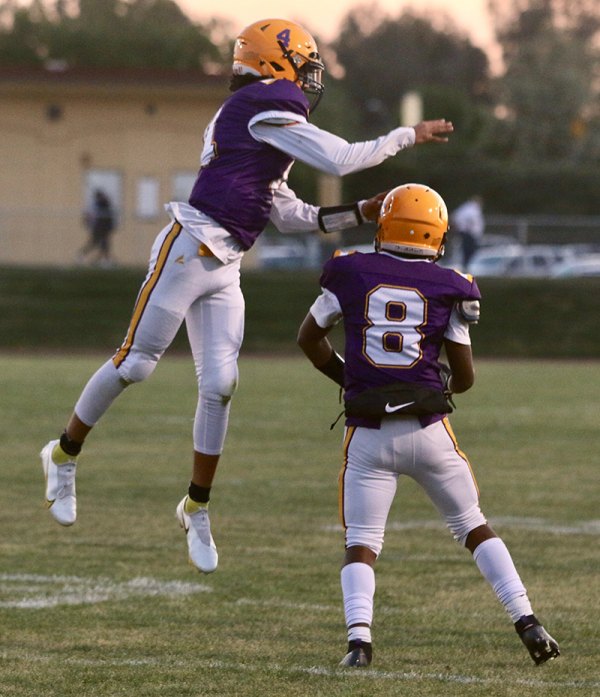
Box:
(298, 184, 560, 667)
(40, 20, 453, 574)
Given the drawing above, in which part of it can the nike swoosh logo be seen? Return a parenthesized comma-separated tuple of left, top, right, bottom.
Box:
(384, 401, 415, 413)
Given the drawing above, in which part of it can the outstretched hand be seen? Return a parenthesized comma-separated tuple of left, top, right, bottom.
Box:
(360, 190, 389, 222)
(413, 119, 454, 143)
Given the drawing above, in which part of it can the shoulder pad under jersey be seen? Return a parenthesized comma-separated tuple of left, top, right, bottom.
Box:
(458, 299, 480, 323)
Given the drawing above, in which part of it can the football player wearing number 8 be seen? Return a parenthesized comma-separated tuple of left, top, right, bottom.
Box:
(297, 184, 560, 667)
(39, 19, 453, 575)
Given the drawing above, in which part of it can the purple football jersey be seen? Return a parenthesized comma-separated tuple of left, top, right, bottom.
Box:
(189, 79, 309, 249)
(320, 251, 481, 425)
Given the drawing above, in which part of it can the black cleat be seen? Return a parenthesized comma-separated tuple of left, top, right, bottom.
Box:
(339, 640, 372, 667)
(515, 614, 560, 665)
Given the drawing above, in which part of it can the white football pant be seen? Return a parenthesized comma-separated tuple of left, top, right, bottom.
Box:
(340, 417, 487, 553)
(75, 220, 244, 455)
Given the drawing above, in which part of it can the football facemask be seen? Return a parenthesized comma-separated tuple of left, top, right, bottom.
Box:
(233, 18, 325, 110)
(375, 183, 449, 259)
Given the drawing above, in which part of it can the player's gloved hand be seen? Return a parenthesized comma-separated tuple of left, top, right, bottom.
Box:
(439, 363, 456, 408)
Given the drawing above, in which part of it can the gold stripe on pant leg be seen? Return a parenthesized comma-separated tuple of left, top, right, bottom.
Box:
(338, 426, 356, 531)
(441, 416, 480, 496)
(113, 221, 182, 368)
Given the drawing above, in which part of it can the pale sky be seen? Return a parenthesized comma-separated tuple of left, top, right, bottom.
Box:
(179, 0, 501, 69)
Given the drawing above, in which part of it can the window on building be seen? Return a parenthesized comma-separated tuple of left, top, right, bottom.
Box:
(136, 177, 160, 220)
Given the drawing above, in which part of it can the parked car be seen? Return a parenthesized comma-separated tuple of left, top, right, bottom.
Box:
(256, 240, 307, 269)
(467, 244, 575, 277)
(335, 242, 596, 279)
(551, 254, 600, 278)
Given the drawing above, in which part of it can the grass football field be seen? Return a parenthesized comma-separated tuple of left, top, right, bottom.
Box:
(0, 354, 598, 696)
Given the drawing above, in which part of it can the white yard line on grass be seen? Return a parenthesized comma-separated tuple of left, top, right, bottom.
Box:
(0, 573, 211, 609)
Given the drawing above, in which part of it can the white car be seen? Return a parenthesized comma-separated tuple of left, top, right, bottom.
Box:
(551, 254, 600, 278)
(256, 240, 309, 269)
(467, 244, 574, 278)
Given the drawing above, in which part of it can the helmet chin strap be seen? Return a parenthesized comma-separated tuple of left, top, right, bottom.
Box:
(435, 232, 448, 260)
(277, 40, 298, 74)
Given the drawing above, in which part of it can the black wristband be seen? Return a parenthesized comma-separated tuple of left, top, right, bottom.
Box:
(316, 351, 345, 387)
(318, 203, 363, 233)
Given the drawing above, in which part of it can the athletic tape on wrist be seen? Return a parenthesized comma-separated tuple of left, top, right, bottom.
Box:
(318, 203, 363, 233)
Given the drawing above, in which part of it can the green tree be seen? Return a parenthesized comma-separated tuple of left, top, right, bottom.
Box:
(331, 3, 491, 140)
(0, 0, 227, 70)
(0, 1, 42, 65)
(307, 3, 495, 207)
(489, 0, 600, 162)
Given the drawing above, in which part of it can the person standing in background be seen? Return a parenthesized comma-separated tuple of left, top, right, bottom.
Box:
(79, 189, 117, 267)
(451, 195, 484, 270)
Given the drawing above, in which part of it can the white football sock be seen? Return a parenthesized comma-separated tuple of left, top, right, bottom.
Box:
(473, 537, 533, 622)
(341, 562, 375, 643)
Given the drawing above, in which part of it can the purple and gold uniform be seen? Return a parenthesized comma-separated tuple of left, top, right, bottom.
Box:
(41, 19, 458, 578)
(307, 247, 490, 609)
(318, 250, 480, 426)
(190, 79, 309, 249)
(72, 72, 423, 464)
(305, 242, 557, 668)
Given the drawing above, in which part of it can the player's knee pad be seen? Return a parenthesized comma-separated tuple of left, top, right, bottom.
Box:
(445, 504, 487, 546)
(198, 364, 239, 402)
(116, 304, 182, 383)
(344, 525, 384, 557)
(116, 349, 159, 384)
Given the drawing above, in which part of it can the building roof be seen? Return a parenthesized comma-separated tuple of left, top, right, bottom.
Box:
(0, 64, 229, 97)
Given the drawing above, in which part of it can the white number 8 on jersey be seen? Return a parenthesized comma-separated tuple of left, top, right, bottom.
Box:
(363, 285, 426, 368)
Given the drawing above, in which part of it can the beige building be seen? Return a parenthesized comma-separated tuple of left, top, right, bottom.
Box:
(0, 65, 231, 267)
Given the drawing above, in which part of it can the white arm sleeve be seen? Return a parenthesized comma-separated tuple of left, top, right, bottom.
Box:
(444, 305, 472, 345)
(249, 115, 416, 176)
(309, 288, 343, 329)
(270, 182, 320, 233)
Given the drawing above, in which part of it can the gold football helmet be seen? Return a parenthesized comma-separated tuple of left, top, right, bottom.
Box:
(233, 19, 325, 109)
(375, 184, 448, 259)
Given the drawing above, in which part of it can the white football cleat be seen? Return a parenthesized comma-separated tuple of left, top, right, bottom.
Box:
(40, 439, 77, 526)
(176, 496, 218, 574)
